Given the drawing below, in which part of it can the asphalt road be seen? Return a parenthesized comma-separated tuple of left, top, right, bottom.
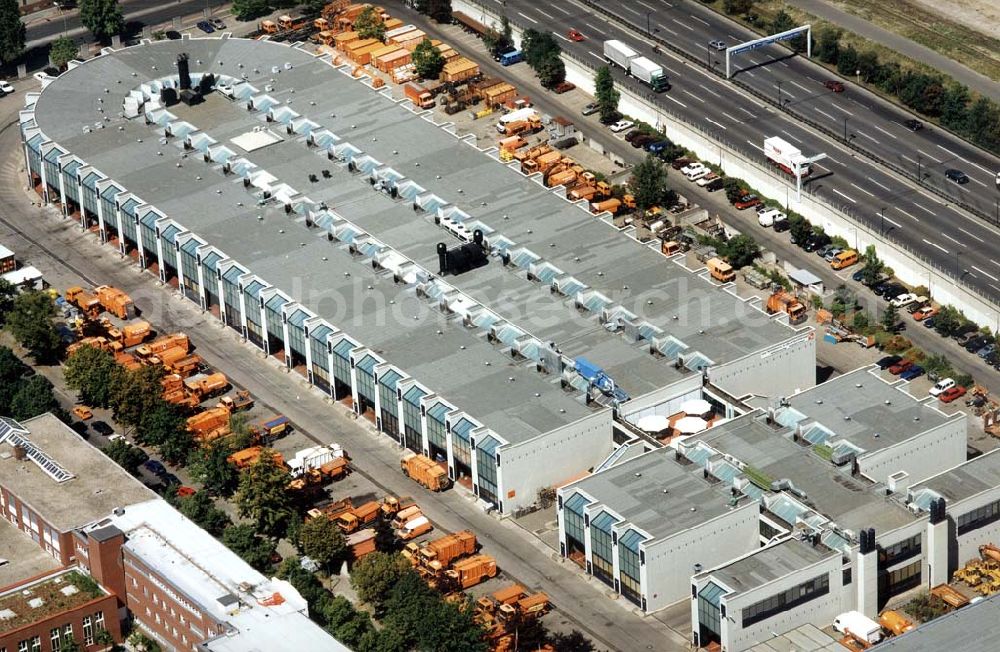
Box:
(0, 89, 687, 652)
(456, 0, 1000, 306)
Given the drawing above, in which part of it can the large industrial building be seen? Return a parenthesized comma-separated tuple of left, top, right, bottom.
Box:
(0, 414, 349, 652)
(556, 367, 998, 650)
(20, 36, 814, 515)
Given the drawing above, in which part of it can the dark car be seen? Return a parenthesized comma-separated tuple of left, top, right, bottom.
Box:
(953, 324, 980, 342)
(632, 134, 656, 148)
(851, 270, 865, 282)
(824, 80, 845, 93)
(164, 30, 182, 40)
(91, 420, 114, 436)
(645, 140, 670, 153)
(879, 284, 907, 300)
(624, 129, 644, 142)
(945, 168, 969, 184)
(552, 81, 576, 94)
(196, 20, 215, 33)
(964, 335, 989, 352)
(773, 217, 790, 232)
(803, 234, 831, 252)
(144, 460, 167, 476)
(876, 355, 902, 370)
(703, 177, 725, 192)
(671, 157, 693, 170)
(923, 317, 937, 329)
(900, 366, 925, 381)
(903, 119, 923, 131)
(70, 421, 90, 439)
(161, 472, 182, 487)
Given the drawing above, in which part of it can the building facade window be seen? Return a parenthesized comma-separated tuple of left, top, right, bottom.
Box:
(697, 583, 727, 640)
(49, 628, 60, 652)
(618, 530, 644, 606)
(590, 512, 616, 586)
(476, 438, 500, 506)
(562, 493, 588, 561)
(426, 408, 447, 457)
(880, 560, 921, 598)
(18, 641, 28, 652)
(83, 616, 94, 646)
(879, 534, 921, 568)
(95, 611, 105, 630)
(742, 573, 830, 627)
(30, 638, 40, 652)
(957, 499, 1000, 535)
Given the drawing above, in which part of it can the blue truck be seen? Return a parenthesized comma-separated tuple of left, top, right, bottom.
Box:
(499, 49, 524, 66)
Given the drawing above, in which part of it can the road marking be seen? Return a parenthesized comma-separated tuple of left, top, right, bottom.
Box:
(958, 227, 978, 238)
(879, 214, 903, 230)
(972, 266, 999, 282)
(588, 51, 605, 63)
(584, 22, 604, 34)
(705, 118, 728, 130)
(637, 0, 658, 10)
(658, 23, 678, 36)
(872, 124, 898, 139)
(554, 33, 571, 42)
(867, 176, 891, 192)
(517, 11, 538, 24)
(692, 15, 710, 26)
(922, 238, 948, 254)
(744, 70, 757, 77)
(683, 89, 706, 103)
(992, 284, 1000, 293)
(856, 130, 880, 144)
(623, 5, 641, 16)
(850, 183, 876, 197)
(969, 177, 989, 188)
(722, 111, 740, 122)
(790, 80, 810, 93)
(664, 66, 680, 75)
(917, 149, 942, 163)
(815, 107, 836, 120)
(830, 103, 854, 116)
(738, 107, 756, 117)
(780, 88, 796, 99)
(745, 140, 764, 152)
(672, 18, 695, 32)
(896, 208, 920, 222)
(779, 61, 790, 67)
(913, 202, 936, 216)
(536, 7, 555, 19)
(663, 94, 688, 108)
(781, 129, 801, 143)
(942, 233, 963, 246)
(551, 4, 571, 14)
(900, 154, 916, 164)
(831, 188, 857, 203)
(698, 83, 722, 98)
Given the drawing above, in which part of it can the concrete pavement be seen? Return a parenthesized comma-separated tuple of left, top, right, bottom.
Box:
(785, 0, 1000, 103)
(0, 96, 688, 652)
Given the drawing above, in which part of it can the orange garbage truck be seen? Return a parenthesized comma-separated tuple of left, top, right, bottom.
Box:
(401, 453, 451, 491)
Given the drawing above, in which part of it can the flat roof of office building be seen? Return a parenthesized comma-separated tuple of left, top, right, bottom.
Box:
(29, 38, 804, 409)
(909, 448, 1000, 505)
(562, 447, 737, 540)
(689, 415, 917, 534)
(0, 415, 156, 533)
(746, 367, 955, 454)
(701, 538, 837, 595)
(869, 592, 1000, 652)
(0, 518, 61, 590)
(748, 624, 843, 652)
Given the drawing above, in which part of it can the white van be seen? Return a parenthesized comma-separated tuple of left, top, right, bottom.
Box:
(833, 611, 883, 644)
(929, 378, 955, 397)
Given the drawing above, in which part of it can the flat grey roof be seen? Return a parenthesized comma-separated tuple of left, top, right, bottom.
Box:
(0, 414, 156, 532)
(0, 518, 60, 589)
(911, 449, 1000, 504)
(748, 624, 843, 652)
(565, 448, 736, 540)
(870, 592, 1000, 652)
(692, 415, 917, 533)
(704, 538, 837, 595)
(30, 37, 803, 411)
(748, 367, 954, 454)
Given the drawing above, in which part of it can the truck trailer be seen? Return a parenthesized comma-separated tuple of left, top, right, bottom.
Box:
(764, 136, 813, 177)
(603, 39, 639, 70)
(629, 56, 670, 91)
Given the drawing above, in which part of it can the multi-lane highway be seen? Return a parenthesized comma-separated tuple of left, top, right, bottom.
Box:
(470, 0, 1000, 305)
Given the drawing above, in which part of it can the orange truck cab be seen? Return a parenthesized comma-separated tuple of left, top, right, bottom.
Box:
(706, 257, 735, 283)
(831, 249, 859, 269)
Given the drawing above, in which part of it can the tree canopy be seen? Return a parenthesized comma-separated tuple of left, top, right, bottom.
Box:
(222, 523, 276, 572)
(350, 552, 413, 614)
(176, 491, 232, 537)
(859, 245, 885, 286)
(10, 375, 60, 421)
(188, 439, 240, 497)
(353, 6, 385, 41)
(65, 345, 121, 408)
(0, 0, 25, 65)
(594, 66, 620, 124)
(79, 0, 124, 41)
(300, 516, 348, 572)
(719, 234, 761, 269)
(103, 439, 148, 476)
(49, 36, 78, 69)
(6, 290, 62, 364)
(412, 37, 445, 80)
(628, 155, 676, 210)
(236, 449, 294, 538)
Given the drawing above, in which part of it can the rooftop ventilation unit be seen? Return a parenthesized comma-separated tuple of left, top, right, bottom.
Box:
(437, 230, 488, 277)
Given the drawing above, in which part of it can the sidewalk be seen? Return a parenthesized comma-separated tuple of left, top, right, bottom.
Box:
(785, 0, 1000, 103)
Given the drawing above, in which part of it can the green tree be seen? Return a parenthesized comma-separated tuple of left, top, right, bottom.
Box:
(881, 301, 899, 331)
(484, 15, 513, 57)
(79, 0, 124, 41)
(10, 375, 59, 421)
(965, 97, 1000, 154)
(933, 305, 962, 337)
(549, 631, 595, 652)
(723, 178, 745, 204)
(414, 597, 487, 652)
(628, 155, 674, 211)
(232, 0, 270, 21)
(302, 0, 327, 12)
(856, 50, 879, 83)
(109, 364, 164, 432)
(815, 27, 841, 64)
(93, 629, 120, 652)
(188, 439, 240, 497)
(723, 0, 754, 15)
(425, 0, 452, 23)
(521, 29, 560, 70)
(138, 403, 190, 465)
(6, 290, 61, 363)
(412, 37, 445, 79)
(325, 595, 376, 646)
(594, 66, 620, 123)
(103, 439, 148, 476)
(353, 6, 385, 41)
(373, 517, 396, 553)
(64, 344, 121, 408)
(236, 449, 294, 538)
(789, 215, 812, 246)
(350, 552, 413, 613)
(922, 353, 952, 379)
(300, 515, 348, 571)
(836, 44, 859, 77)
(49, 36, 77, 69)
(57, 639, 83, 652)
(859, 244, 885, 286)
(940, 83, 970, 131)
(770, 10, 797, 47)
(222, 523, 276, 572)
(852, 311, 870, 332)
(719, 234, 760, 268)
(0, 0, 24, 65)
(177, 491, 232, 537)
(0, 346, 28, 414)
(536, 55, 566, 89)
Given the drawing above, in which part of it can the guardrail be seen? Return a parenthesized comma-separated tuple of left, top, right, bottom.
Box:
(574, 0, 995, 227)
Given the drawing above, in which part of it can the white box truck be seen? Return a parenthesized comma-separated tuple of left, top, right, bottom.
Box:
(764, 136, 812, 177)
(833, 611, 883, 645)
(629, 56, 670, 92)
(604, 40, 639, 70)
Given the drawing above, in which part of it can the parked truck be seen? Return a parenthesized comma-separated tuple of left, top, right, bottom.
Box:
(346, 528, 376, 561)
(396, 514, 433, 540)
(629, 56, 670, 91)
(403, 82, 435, 109)
(499, 49, 524, 66)
(604, 39, 639, 70)
(136, 333, 189, 359)
(218, 390, 254, 412)
(184, 372, 229, 399)
(337, 500, 381, 533)
(391, 505, 423, 530)
(249, 415, 290, 443)
(706, 257, 735, 283)
(417, 530, 478, 570)
(228, 446, 285, 470)
(443, 554, 497, 590)
(765, 291, 807, 324)
(401, 453, 452, 491)
(764, 136, 813, 177)
(833, 611, 883, 645)
(94, 285, 135, 319)
(286, 444, 349, 478)
(878, 610, 914, 637)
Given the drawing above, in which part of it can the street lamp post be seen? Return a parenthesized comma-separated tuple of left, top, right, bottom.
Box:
(646, 10, 652, 35)
(880, 207, 886, 237)
(843, 116, 849, 142)
(777, 80, 783, 107)
(917, 154, 922, 183)
(53, 2, 68, 36)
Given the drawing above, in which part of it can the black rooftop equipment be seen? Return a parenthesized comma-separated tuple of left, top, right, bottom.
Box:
(437, 229, 488, 276)
(177, 53, 191, 90)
